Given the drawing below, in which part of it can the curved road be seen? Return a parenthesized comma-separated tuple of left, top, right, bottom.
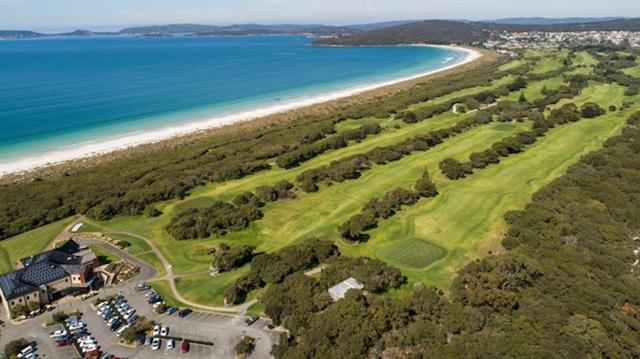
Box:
(103, 231, 257, 314)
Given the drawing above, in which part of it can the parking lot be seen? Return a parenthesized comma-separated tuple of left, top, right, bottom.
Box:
(0, 259, 279, 359)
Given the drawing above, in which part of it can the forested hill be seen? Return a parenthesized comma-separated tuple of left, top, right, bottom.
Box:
(315, 18, 640, 46)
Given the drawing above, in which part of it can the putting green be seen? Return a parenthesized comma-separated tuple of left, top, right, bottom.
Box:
(376, 238, 447, 269)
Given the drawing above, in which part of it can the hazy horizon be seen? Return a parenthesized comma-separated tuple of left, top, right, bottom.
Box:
(2, 0, 639, 33)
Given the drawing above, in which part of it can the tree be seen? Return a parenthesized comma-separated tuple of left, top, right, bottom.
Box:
(439, 158, 466, 180)
(144, 205, 162, 217)
(235, 336, 256, 358)
(414, 178, 438, 197)
(4, 338, 28, 359)
(518, 91, 527, 103)
(580, 102, 606, 118)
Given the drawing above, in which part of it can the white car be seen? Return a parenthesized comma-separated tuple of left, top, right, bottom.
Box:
(151, 338, 161, 351)
(17, 346, 34, 359)
(152, 324, 161, 336)
(49, 329, 67, 338)
(68, 322, 84, 331)
(167, 339, 175, 350)
(116, 324, 130, 337)
(160, 326, 169, 337)
(81, 344, 97, 353)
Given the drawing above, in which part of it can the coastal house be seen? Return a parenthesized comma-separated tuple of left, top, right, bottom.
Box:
(0, 240, 99, 319)
(328, 277, 364, 301)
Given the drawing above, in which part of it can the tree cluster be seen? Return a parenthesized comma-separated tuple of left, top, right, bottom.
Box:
(212, 244, 255, 272)
(276, 123, 381, 168)
(167, 180, 295, 239)
(339, 173, 438, 240)
(224, 239, 338, 304)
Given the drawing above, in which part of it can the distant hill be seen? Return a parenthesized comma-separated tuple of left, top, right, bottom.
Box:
(0, 30, 45, 39)
(348, 20, 417, 31)
(315, 18, 640, 46)
(485, 17, 628, 25)
(119, 23, 360, 36)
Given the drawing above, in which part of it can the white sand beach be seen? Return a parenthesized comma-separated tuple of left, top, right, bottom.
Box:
(0, 45, 481, 177)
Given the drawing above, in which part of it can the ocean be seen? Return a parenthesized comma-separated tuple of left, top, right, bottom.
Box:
(0, 35, 465, 169)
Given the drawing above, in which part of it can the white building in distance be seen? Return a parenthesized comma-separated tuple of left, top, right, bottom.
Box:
(328, 277, 364, 301)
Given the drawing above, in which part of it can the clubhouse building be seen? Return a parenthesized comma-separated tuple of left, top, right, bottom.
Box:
(0, 239, 99, 318)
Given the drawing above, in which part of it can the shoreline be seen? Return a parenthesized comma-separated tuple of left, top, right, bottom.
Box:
(0, 45, 481, 178)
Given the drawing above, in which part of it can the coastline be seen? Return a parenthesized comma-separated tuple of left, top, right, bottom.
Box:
(0, 45, 482, 178)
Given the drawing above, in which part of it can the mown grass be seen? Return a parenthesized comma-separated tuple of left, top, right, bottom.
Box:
(507, 75, 565, 102)
(0, 217, 76, 273)
(149, 280, 181, 308)
(106, 232, 152, 255)
(376, 238, 447, 270)
(89, 245, 121, 265)
(623, 64, 640, 78)
(342, 82, 633, 290)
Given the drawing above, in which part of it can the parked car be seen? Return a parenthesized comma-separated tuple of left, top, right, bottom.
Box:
(152, 324, 161, 336)
(160, 326, 169, 337)
(68, 322, 84, 331)
(135, 334, 145, 345)
(17, 346, 34, 358)
(166, 306, 178, 315)
(116, 324, 130, 337)
(56, 340, 72, 347)
(110, 320, 122, 331)
(181, 340, 189, 353)
(49, 329, 67, 338)
(135, 283, 150, 291)
(178, 309, 192, 318)
(151, 338, 161, 351)
(167, 339, 175, 350)
(144, 336, 152, 346)
(127, 314, 139, 325)
(244, 315, 259, 326)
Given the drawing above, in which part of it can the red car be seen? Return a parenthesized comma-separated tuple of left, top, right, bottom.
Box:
(57, 340, 72, 347)
(181, 340, 189, 353)
(84, 349, 101, 357)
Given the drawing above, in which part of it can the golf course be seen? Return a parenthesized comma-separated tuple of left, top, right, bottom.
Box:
(2, 48, 638, 311)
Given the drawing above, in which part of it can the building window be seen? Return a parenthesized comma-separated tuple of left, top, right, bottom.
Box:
(18, 298, 22, 303)
(65, 278, 69, 282)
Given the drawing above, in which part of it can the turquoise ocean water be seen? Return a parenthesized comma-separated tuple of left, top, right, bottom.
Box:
(0, 35, 464, 163)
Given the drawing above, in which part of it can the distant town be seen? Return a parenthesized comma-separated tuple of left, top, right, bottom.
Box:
(485, 30, 640, 51)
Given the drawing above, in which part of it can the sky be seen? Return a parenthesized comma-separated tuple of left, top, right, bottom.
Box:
(1, 0, 639, 32)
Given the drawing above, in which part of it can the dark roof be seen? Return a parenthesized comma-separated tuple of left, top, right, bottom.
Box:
(0, 240, 91, 301)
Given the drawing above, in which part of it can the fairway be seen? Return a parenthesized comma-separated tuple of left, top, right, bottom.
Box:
(0, 217, 76, 272)
(376, 238, 447, 269)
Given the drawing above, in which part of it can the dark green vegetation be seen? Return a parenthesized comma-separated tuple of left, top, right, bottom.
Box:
(224, 239, 339, 304)
(212, 244, 255, 272)
(316, 18, 640, 46)
(268, 112, 640, 358)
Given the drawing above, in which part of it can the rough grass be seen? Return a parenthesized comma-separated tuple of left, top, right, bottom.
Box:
(0, 217, 76, 273)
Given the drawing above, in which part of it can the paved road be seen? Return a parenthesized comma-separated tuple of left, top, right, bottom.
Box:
(107, 230, 257, 315)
